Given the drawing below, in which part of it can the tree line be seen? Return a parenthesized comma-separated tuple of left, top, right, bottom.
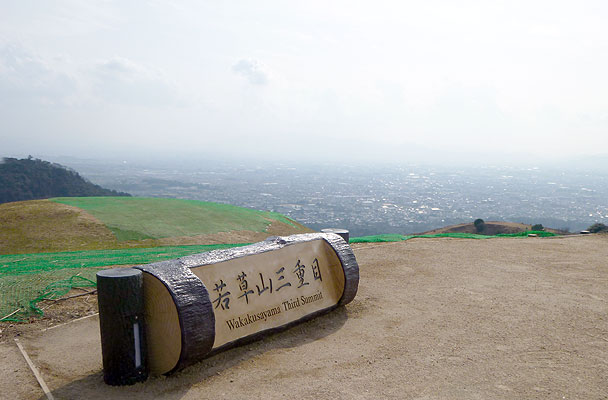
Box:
(0, 156, 130, 204)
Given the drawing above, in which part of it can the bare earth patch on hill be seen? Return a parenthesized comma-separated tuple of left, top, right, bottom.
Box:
(423, 221, 566, 235)
(1, 234, 606, 399)
(0, 200, 120, 254)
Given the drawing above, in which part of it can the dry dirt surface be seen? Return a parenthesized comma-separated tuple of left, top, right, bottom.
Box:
(1, 235, 607, 400)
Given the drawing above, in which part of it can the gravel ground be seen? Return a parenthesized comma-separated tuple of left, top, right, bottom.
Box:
(1, 235, 607, 400)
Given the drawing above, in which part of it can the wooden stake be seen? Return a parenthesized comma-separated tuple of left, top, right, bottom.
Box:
(15, 338, 55, 400)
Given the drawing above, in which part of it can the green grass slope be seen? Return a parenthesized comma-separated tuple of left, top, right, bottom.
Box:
(0, 197, 312, 254)
(0, 196, 313, 321)
(51, 197, 302, 240)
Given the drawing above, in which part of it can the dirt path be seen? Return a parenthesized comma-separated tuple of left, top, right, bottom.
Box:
(3, 235, 607, 399)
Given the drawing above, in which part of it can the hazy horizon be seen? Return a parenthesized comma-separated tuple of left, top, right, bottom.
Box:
(4, 151, 608, 172)
(4, 153, 605, 236)
(2, 1, 608, 164)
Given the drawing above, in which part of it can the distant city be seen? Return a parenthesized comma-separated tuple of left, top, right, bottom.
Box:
(53, 158, 608, 237)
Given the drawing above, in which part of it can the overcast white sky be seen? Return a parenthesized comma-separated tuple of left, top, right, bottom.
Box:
(1, 1, 607, 164)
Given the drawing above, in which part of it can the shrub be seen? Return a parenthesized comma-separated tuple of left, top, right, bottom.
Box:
(473, 218, 485, 233)
(531, 224, 544, 231)
(587, 223, 608, 233)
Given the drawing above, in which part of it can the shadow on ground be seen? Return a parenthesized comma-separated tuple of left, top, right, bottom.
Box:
(44, 307, 349, 400)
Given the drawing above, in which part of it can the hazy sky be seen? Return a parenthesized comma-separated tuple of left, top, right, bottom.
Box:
(1, 1, 607, 164)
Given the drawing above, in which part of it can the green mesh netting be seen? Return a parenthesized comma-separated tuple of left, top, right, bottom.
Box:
(350, 231, 557, 243)
(0, 243, 248, 322)
(29, 276, 97, 317)
(1, 230, 559, 322)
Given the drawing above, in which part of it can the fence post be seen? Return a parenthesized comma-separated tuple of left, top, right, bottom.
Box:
(97, 268, 148, 385)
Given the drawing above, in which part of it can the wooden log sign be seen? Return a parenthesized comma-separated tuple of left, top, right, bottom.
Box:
(97, 232, 359, 382)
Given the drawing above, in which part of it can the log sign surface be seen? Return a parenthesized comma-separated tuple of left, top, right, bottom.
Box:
(134, 233, 359, 375)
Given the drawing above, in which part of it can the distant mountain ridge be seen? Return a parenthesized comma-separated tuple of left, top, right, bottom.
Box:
(0, 157, 130, 204)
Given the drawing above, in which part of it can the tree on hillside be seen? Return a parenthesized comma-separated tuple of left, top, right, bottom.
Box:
(587, 223, 608, 233)
(474, 218, 485, 233)
(0, 157, 130, 204)
(531, 224, 544, 231)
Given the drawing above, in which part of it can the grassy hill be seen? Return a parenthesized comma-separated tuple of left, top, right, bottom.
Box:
(0, 197, 313, 255)
(422, 221, 568, 235)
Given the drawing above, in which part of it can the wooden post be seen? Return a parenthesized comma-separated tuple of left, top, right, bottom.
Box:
(97, 268, 148, 385)
(321, 228, 350, 243)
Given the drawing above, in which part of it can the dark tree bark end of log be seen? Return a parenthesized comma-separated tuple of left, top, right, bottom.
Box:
(97, 268, 148, 385)
(321, 228, 350, 243)
(134, 260, 215, 375)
